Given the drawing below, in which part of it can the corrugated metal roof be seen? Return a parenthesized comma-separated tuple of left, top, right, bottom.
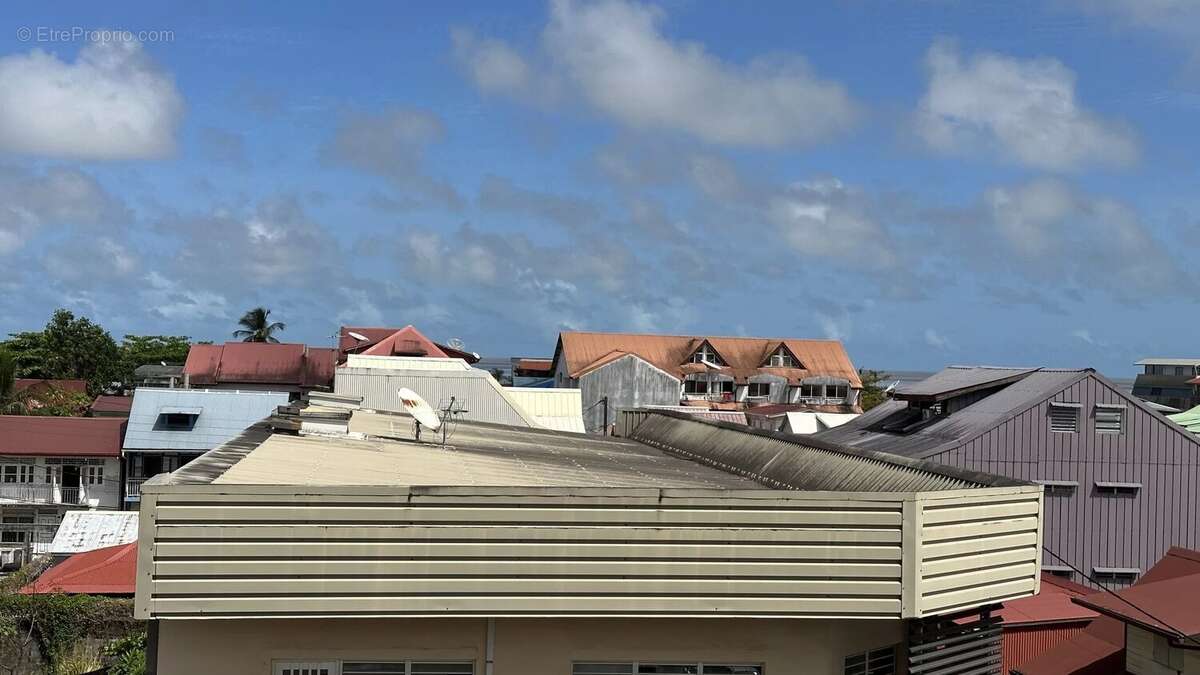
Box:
(894, 366, 1037, 401)
(360, 325, 450, 358)
(505, 387, 586, 433)
(1135, 357, 1200, 366)
(12, 378, 87, 393)
(48, 510, 139, 555)
(997, 573, 1099, 627)
(335, 366, 537, 427)
(0, 416, 125, 457)
(628, 411, 1026, 491)
(555, 331, 861, 386)
(183, 342, 335, 387)
(89, 395, 133, 414)
(208, 411, 760, 489)
(1075, 548, 1200, 639)
(20, 543, 136, 596)
(123, 388, 290, 451)
(816, 367, 1094, 458)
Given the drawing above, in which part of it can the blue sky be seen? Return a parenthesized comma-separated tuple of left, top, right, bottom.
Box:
(1, 1, 1198, 375)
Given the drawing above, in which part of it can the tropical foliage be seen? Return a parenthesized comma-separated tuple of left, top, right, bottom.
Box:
(233, 306, 285, 343)
(857, 368, 891, 411)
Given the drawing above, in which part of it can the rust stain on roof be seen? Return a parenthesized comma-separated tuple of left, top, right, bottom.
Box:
(184, 342, 335, 387)
(556, 331, 861, 386)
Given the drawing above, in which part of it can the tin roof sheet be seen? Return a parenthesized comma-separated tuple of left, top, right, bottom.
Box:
(555, 331, 861, 386)
(20, 543, 136, 596)
(183, 342, 335, 387)
(0, 416, 125, 457)
(48, 510, 139, 555)
(123, 388, 290, 451)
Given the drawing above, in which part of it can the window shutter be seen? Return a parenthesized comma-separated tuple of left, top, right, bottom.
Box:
(1049, 403, 1079, 432)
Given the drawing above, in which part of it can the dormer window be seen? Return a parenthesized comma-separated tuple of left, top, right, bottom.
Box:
(765, 345, 798, 368)
(689, 342, 724, 366)
(155, 406, 202, 431)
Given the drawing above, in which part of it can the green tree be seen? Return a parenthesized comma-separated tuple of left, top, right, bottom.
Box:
(858, 368, 891, 411)
(0, 346, 15, 402)
(232, 307, 285, 343)
(41, 309, 122, 395)
(119, 335, 191, 381)
(1, 330, 51, 378)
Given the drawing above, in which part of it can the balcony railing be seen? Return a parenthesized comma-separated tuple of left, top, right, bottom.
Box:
(126, 477, 147, 500)
(0, 482, 112, 506)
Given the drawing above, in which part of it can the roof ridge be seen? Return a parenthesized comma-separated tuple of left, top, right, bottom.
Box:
(563, 330, 844, 343)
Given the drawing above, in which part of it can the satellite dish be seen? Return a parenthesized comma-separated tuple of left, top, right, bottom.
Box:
(398, 388, 441, 431)
(160, 361, 167, 367)
(446, 337, 465, 351)
(347, 331, 369, 342)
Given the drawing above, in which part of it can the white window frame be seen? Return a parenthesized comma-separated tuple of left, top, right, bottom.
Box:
(842, 645, 897, 675)
(275, 660, 474, 675)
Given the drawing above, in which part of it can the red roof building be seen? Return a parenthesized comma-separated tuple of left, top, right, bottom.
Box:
(998, 573, 1100, 674)
(1015, 547, 1200, 675)
(12, 379, 88, 394)
(0, 416, 125, 457)
(19, 542, 136, 596)
(89, 395, 133, 417)
(338, 326, 480, 364)
(183, 342, 336, 393)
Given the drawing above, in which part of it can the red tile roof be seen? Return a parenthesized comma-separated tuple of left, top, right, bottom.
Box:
(89, 395, 133, 415)
(0, 416, 125, 457)
(998, 573, 1100, 627)
(1075, 548, 1200, 640)
(339, 326, 480, 364)
(183, 343, 335, 388)
(554, 332, 861, 386)
(19, 543, 136, 596)
(13, 378, 88, 394)
(1014, 547, 1200, 674)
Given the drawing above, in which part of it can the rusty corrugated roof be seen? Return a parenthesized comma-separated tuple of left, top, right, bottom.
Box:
(0, 416, 125, 457)
(1075, 547, 1200, 640)
(183, 342, 335, 388)
(997, 573, 1100, 627)
(555, 331, 861, 386)
(89, 395, 133, 415)
(19, 543, 136, 596)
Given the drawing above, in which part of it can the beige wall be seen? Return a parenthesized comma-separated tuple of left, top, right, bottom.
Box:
(157, 617, 904, 675)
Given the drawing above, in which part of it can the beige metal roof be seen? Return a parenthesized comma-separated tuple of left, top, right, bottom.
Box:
(211, 410, 760, 489)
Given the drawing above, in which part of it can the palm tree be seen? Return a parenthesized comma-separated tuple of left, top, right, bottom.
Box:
(232, 307, 286, 343)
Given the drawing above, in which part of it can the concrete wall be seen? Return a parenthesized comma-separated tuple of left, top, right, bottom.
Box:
(154, 617, 905, 675)
(578, 355, 680, 433)
(932, 372, 1200, 585)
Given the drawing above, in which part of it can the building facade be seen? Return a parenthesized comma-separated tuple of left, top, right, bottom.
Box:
(137, 408, 1042, 674)
(121, 388, 290, 506)
(0, 416, 124, 564)
(817, 366, 1200, 587)
(1131, 358, 1200, 411)
(551, 332, 862, 433)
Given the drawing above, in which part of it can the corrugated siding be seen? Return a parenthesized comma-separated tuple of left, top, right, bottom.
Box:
(1002, 624, 1089, 674)
(335, 368, 534, 427)
(916, 490, 1043, 616)
(933, 372, 1200, 586)
(137, 488, 907, 619)
(506, 388, 586, 433)
(579, 355, 680, 433)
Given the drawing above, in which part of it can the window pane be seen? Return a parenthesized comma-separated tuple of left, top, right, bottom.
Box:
(575, 665, 634, 675)
(703, 666, 761, 675)
(344, 664, 406, 674)
(411, 663, 474, 675)
(639, 665, 698, 675)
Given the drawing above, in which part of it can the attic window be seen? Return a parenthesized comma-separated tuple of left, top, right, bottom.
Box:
(766, 346, 796, 368)
(1049, 402, 1080, 433)
(155, 406, 202, 431)
(689, 343, 724, 366)
(1094, 404, 1125, 434)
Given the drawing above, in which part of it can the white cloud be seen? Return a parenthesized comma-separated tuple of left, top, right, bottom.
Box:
(978, 178, 1187, 299)
(915, 41, 1138, 170)
(768, 179, 900, 269)
(0, 39, 183, 159)
(924, 328, 952, 350)
(141, 271, 230, 320)
(43, 236, 139, 282)
(0, 165, 129, 254)
(455, 0, 859, 147)
(1071, 328, 1098, 345)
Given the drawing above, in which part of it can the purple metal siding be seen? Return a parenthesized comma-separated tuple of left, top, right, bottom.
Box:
(930, 373, 1200, 587)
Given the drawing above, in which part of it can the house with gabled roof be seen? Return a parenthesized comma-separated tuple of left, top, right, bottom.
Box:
(550, 331, 862, 433)
(337, 325, 481, 364)
(816, 365, 1200, 588)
